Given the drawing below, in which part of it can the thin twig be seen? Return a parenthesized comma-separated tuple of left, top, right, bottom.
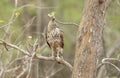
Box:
(7, 56, 26, 68)
(0, 68, 4, 77)
(46, 67, 63, 78)
(55, 18, 79, 27)
(97, 58, 120, 71)
(16, 66, 28, 78)
(102, 58, 120, 63)
(3, 0, 18, 39)
(33, 39, 38, 52)
(26, 39, 38, 78)
(0, 40, 30, 55)
(0, 4, 55, 29)
(5, 66, 21, 73)
(17, 4, 55, 11)
(26, 53, 35, 78)
(102, 62, 120, 72)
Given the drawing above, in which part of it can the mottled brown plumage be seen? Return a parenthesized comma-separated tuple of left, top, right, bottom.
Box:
(46, 16, 64, 58)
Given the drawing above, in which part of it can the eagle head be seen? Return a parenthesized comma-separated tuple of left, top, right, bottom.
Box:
(48, 12, 55, 21)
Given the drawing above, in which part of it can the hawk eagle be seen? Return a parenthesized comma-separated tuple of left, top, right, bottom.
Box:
(46, 15, 64, 59)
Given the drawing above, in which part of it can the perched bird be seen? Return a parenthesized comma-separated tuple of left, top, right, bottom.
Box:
(46, 12, 64, 59)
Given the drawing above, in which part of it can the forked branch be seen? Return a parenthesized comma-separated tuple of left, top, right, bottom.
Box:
(0, 40, 73, 72)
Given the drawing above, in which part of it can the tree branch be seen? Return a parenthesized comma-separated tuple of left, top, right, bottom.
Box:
(0, 40, 73, 72)
(97, 58, 120, 72)
(35, 54, 73, 71)
(102, 58, 120, 62)
(55, 18, 79, 27)
(102, 62, 120, 72)
(0, 40, 30, 55)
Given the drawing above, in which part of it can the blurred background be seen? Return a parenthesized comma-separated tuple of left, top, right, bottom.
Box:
(0, 0, 120, 78)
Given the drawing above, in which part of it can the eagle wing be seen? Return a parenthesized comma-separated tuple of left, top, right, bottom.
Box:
(45, 32, 51, 48)
(59, 29, 64, 48)
(46, 28, 64, 50)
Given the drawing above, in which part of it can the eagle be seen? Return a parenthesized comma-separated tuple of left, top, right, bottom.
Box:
(46, 13, 64, 59)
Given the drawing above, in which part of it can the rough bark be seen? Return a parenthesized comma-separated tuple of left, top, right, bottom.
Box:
(72, 0, 111, 78)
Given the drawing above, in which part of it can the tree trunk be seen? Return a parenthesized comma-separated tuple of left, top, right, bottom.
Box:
(72, 0, 111, 78)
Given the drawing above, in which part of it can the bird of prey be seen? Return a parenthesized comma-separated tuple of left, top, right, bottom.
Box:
(46, 12, 64, 59)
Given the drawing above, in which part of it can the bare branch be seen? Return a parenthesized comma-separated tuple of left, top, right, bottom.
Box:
(35, 54, 73, 71)
(16, 67, 28, 78)
(3, 0, 18, 40)
(15, 0, 18, 8)
(5, 66, 21, 73)
(7, 56, 26, 68)
(102, 58, 120, 62)
(26, 53, 36, 78)
(33, 39, 39, 52)
(0, 40, 30, 55)
(0, 39, 73, 78)
(103, 62, 120, 72)
(97, 58, 120, 71)
(0, 67, 4, 77)
(46, 67, 63, 78)
(17, 4, 55, 11)
(55, 18, 79, 27)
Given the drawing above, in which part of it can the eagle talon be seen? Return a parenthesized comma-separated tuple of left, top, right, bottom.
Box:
(56, 56, 60, 59)
(56, 56, 61, 62)
(51, 55, 55, 59)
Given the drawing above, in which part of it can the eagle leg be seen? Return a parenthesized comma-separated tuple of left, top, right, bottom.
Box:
(59, 48, 63, 59)
(56, 48, 63, 59)
(57, 51, 60, 59)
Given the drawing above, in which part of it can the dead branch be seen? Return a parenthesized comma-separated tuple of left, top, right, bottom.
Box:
(97, 58, 120, 72)
(102, 58, 120, 62)
(16, 66, 28, 78)
(35, 54, 73, 71)
(0, 68, 4, 77)
(103, 62, 120, 72)
(17, 4, 55, 11)
(26, 52, 36, 78)
(0, 40, 73, 72)
(46, 67, 63, 78)
(3, 0, 18, 40)
(55, 18, 79, 27)
(0, 40, 30, 55)
(0, 4, 55, 29)
(5, 66, 21, 73)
